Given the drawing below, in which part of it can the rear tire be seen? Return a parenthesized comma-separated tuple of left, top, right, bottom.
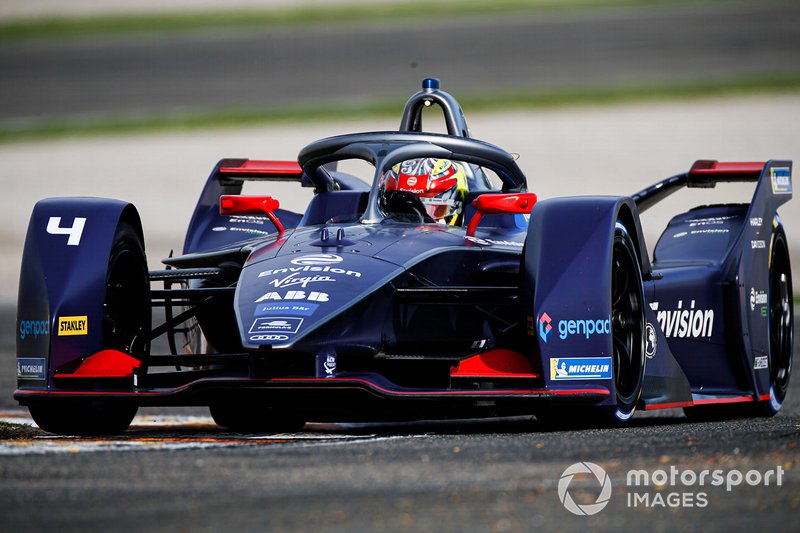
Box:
(684, 227, 793, 420)
(756, 227, 793, 416)
(29, 220, 148, 436)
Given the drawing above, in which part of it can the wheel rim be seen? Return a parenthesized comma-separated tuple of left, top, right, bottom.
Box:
(769, 233, 793, 399)
(611, 228, 645, 407)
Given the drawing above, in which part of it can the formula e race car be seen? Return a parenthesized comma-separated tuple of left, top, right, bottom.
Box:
(15, 79, 793, 435)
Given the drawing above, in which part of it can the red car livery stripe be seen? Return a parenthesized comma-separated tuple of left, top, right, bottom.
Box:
(219, 160, 302, 175)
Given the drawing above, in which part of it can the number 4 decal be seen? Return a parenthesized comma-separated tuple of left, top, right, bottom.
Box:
(47, 217, 86, 246)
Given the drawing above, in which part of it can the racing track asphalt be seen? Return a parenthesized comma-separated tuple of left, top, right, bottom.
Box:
(1, 0, 799, 125)
(0, 306, 798, 531)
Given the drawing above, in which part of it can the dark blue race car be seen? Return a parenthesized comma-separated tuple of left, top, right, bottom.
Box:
(15, 79, 794, 435)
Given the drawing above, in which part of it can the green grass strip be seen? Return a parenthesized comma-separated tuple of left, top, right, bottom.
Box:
(1, 74, 798, 144)
(0, 0, 746, 43)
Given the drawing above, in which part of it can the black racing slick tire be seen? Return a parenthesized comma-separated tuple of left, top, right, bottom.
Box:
(609, 222, 646, 423)
(684, 227, 793, 421)
(536, 222, 646, 429)
(103, 222, 152, 356)
(29, 403, 138, 436)
(29, 221, 149, 436)
(757, 227, 793, 416)
(210, 403, 306, 433)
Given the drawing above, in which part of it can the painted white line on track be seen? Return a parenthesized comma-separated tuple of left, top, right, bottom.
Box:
(0, 411, 409, 455)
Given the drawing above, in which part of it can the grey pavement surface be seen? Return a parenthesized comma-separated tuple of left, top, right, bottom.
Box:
(0, 414, 798, 532)
(1, 1, 798, 126)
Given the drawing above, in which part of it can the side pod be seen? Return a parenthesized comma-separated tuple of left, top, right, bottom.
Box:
(16, 197, 143, 390)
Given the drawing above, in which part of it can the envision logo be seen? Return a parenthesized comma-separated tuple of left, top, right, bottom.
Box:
(652, 300, 714, 338)
(558, 462, 612, 516)
(750, 288, 767, 312)
(290, 254, 343, 266)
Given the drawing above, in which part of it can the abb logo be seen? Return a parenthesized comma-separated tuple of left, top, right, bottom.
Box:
(254, 291, 329, 303)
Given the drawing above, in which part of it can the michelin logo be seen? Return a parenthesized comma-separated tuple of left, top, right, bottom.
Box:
(17, 357, 46, 379)
(550, 357, 613, 381)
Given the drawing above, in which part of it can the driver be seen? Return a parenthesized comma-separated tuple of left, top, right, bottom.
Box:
(381, 158, 469, 225)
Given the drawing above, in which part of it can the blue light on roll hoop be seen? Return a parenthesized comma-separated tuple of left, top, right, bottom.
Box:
(422, 78, 440, 91)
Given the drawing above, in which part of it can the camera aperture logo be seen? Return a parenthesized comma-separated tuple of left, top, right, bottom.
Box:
(558, 462, 612, 516)
(558, 462, 785, 515)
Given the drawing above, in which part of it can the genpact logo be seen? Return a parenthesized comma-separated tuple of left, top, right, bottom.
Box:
(538, 312, 612, 342)
(558, 316, 611, 340)
(19, 320, 49, 341)
(538, 313, 553, 343)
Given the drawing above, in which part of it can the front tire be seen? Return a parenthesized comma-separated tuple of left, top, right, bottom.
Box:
(609, 223, 646, 423)
(29, 220, 148, 436)
(210, 403, 306, 433)
(536, 222, 645, 428)
(29, 403, 138, 436)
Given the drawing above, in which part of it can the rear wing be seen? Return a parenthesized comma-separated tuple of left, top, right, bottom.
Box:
(219, 159, 305, 178)
(632, 160, 792, 212)
(182, 159, 309, 255)
(182, 159, 371, 255)
(216, 158, 369, 192)
(192, 159, 307, 212)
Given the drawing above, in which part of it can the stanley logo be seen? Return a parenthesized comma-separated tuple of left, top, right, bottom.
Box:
(58, 316, 88, 336)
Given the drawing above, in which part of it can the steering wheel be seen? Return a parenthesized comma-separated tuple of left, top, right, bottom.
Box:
(380, 190, 433, 224)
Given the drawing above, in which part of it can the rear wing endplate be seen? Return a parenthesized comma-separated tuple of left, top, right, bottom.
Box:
(633, 160, 792, 212)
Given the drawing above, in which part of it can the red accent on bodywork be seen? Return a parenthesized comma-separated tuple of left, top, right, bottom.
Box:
(16, 377, 608, 399)
(643, 401, 694, 411)
(451, 349, 539, 379)
(649, 394, 768, 410)
(219, 160, 302, 175)
(55, 350, 141, 379)
(692, 395, 754, 406)
(689, 161, 765, 175)
(219, 195, 285, 235)
(467, 192, 537, 236)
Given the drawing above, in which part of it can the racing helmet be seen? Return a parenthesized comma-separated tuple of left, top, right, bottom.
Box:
(382, 158, 469, 224)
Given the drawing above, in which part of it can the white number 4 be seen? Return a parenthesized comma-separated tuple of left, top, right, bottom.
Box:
(47, 216, 86, 246)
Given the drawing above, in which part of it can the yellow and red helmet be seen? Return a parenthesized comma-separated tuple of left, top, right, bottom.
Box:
(382, 158, 468, 224)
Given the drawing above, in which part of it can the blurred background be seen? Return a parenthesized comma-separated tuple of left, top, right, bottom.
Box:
(0, 0, 798, 302)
